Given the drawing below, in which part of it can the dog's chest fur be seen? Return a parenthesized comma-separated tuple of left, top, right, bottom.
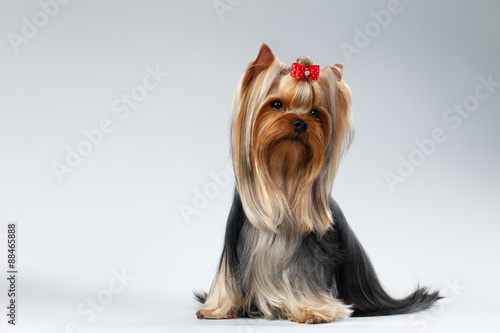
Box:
(236, 220, 339, 316)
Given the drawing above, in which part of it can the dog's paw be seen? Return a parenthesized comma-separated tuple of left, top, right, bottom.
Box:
(289, 304, 352, 324)
(196, 308, 238, 320)
(290, 311, 330, 324)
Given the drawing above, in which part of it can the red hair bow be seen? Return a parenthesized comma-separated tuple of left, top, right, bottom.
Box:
(290, 63, 320, 80)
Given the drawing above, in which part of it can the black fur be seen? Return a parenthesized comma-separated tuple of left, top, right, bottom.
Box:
(222, 190, 246, 280)
(195, 190, 441, 317)
(327, 199, 442, 316)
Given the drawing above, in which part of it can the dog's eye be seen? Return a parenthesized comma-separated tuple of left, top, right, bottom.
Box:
(309, 110, 319, 118)
(270, 100, 284, 110)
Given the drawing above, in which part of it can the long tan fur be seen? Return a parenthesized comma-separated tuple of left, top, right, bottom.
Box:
(231, 45, 353, 235)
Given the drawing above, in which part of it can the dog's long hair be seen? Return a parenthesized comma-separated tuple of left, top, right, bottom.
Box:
(196, 44, 440, 322)
(231, 46, 353, 236)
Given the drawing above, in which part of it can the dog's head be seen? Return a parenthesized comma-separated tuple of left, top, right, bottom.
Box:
(231, 44, 353, 234)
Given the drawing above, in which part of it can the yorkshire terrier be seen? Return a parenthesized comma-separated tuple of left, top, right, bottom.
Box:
(195, 44, 440, 324)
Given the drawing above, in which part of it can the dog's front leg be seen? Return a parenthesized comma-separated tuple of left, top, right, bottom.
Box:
(196, 255, 241, 320)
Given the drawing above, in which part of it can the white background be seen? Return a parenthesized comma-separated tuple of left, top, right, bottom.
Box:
(0, 1, 499, 332)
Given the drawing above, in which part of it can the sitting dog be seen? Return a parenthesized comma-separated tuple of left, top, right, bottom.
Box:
(195, 44, 440, 324)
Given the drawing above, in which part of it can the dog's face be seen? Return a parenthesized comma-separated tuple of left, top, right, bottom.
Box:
(231, 44, 353, 234)
(252, 63, 333, 203)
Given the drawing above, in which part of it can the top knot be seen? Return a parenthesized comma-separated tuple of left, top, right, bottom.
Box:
(296, 56, 314, 68)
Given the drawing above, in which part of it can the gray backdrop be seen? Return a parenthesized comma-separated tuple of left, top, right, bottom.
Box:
(0, 1, 499, 332)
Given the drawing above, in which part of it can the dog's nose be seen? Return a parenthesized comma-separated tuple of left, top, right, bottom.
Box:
(292, 119, 307, 134)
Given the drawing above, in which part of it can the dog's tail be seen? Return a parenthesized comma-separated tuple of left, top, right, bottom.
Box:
(330, 200, 442, 316)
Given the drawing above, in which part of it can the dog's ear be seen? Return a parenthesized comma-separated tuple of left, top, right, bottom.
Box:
(254, 43, 275, 66)
(330, 63, 344, 81)
(242, 43, 276, 89)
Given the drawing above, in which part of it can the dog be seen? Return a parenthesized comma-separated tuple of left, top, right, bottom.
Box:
(195, 44, 440, 324)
